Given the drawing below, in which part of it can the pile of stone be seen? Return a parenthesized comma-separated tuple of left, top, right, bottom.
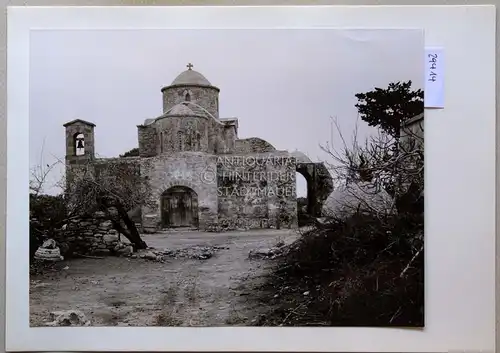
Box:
(248, 247, 281, 260)
(34, 239, 64, 262)
(133, 245, 227, 262)
(165, 245, 222, 259)
(205, 218, 280, 233)
(46, 310, 90, 327)
(248, 241, 286, 260)
(205, 223, 228, 233)
(205, 222, 252, 233)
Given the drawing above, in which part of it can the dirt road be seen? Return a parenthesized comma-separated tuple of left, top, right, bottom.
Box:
(30, 229, 299, 327)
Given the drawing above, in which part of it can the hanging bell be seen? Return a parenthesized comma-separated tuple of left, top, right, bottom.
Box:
(76, 139, 84, 149)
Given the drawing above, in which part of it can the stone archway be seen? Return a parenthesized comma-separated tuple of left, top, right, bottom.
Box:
(296, 162, 334, 219)
(161, 186, 199, 228)
(295, 171, 311, 226)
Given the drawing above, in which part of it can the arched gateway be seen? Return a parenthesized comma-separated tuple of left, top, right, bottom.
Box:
(161, 186, 199, 228)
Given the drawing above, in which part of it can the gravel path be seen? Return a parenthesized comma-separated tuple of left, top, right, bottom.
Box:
(30, 229, 299, 327)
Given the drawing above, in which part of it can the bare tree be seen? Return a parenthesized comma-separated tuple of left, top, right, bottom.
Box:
(321, 116, 423, 216)
(29, 139, 59, 197)
(64, 159, 151, 250)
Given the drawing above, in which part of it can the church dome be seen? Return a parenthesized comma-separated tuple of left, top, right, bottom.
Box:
(166, 103, 196, 116)
(171, 66, 211, 86)
(164, 102, 207, 117)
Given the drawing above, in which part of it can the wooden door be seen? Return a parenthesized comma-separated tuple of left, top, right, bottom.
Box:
(180, 191, 193, 226)
(162, 190, 195, 227)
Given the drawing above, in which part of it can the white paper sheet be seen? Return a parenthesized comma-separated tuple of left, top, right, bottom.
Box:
(425, 47, 444, 108)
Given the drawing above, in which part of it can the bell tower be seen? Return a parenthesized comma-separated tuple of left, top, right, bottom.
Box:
(63, 119, 96, 160)
(63, 119, 96, 187)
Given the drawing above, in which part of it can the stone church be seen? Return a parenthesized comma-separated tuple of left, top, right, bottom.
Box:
(64, 64, 333, 232)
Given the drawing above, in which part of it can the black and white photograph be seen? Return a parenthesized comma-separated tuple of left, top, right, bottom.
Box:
(29, 28, 424, 328)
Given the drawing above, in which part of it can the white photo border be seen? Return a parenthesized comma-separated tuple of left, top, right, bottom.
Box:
(6, 5, 496, 352)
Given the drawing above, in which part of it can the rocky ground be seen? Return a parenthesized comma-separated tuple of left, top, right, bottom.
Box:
(29, 229, 300, 327)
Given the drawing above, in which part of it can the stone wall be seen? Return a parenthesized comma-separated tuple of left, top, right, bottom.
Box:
(140, 114, 236, 156)
(296, 162, 334, 217)
(162, 85, 220, 119)
(93, 157, 142, 181)
(65, 163, 95, 192)
(137, 125, 158, 157)
(207, 117, 234, 154)
(64, 121, 96, 189)
(64, 157, 145, 226)
(223, 124, 237, 153)
(53, 211, 133, 257)
(67, 149, 142, 195)
(94, 151, 301, 232)
(156, 115, 209, 153)
(65, 122, 95, 159)
(140, 152, 218, 232)
(234, 137, 277, 153)
(64, 146, 328, 233)
(216, 153, 298, 230)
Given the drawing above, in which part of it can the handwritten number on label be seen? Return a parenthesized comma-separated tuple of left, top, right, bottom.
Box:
(428, 53, 438, 82)
(424, 47, 444, 108)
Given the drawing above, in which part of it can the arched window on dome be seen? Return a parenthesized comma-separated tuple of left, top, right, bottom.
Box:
(177, 131, 184, 151)
(185, 92, 191, 102)
(185, 133, 192, 151)
(196, 133, 201, 151)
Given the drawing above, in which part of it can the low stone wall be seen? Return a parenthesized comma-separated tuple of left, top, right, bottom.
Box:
(205, 217, 288, 232)
(53, 211, 133, 257)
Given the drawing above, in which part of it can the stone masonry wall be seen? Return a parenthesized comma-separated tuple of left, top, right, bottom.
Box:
(138, 125, 158, 157)
(53, 210, 133, 257)
(65, 163, 95, 192)
(143, 115, 234, 156)
(140, 152, 218, 232)
(93, 157, 142, 176)
(207, 118, 234, 154)
(162, 86, 219, 119)
(92, 158, 143, 203)
(265, 154, 298, 228)
(156, 116, 209, 153)
(216, 152, 298, 230)
(222, 125, 237, 153)
(65, 122, 95, 158)
(65, 122, 96, 189)
(234, 137, 277, 153)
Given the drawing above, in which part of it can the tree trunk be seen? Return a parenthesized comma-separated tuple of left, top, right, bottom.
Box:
(98, 196, 148, 250)
(114, 203, 148, 249)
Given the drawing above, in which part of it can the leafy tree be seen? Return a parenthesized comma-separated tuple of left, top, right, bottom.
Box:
(120, 147, 140, 158)
(353, 80, 424, 201)
(354, 80, 423, 139)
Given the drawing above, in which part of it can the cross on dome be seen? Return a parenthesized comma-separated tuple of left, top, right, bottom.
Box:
(170, 64, 211, 85)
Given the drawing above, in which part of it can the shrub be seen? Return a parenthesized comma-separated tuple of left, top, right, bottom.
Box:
(30, 193, 67, 234)
(29, 193, 68, 263)
(297, 197, 313, 227)
(259, 210, 424, 326)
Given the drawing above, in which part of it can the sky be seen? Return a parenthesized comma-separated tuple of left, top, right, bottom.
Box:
(29, 28, 424, 196)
